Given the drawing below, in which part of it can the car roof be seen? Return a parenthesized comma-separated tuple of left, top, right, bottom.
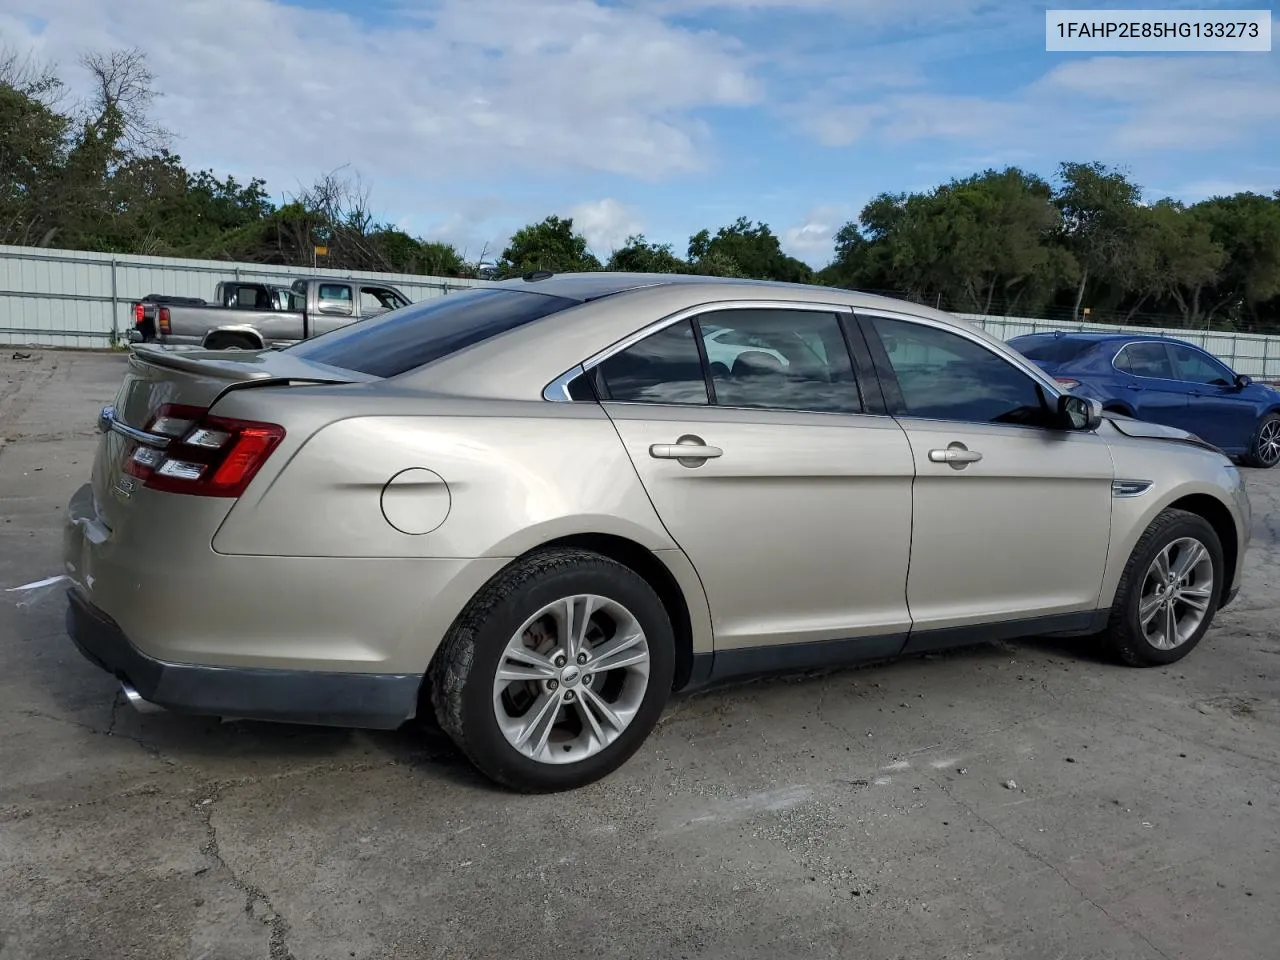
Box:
(403, 272, 1062, 401)
(1011, 331, 1188, 345)
(493, 271, 849, 303)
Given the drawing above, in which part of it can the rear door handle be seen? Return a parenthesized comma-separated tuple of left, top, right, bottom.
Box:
(649, 435, 722, 464)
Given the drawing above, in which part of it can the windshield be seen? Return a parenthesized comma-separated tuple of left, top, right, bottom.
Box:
(285, 287, 579, 377)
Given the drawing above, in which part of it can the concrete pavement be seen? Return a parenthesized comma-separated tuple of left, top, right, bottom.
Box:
(1, 349, 1277, 960)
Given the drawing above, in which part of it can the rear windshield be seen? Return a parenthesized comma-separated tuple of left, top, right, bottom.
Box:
(1011, 337, 1096, 364)
(286, 288, 578, 377)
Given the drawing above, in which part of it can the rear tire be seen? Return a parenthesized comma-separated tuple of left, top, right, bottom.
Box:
(429, 548, 674, 792)
(1103, 509, 1223, 667)
(1243, 412, 1280, 468)
(204, 334, 260, 351)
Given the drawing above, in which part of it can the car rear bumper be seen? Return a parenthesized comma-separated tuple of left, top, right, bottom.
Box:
(66, 588, 422, 729)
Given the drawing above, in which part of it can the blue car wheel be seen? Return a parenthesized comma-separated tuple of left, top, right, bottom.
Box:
(1246, 413, 1280, 469)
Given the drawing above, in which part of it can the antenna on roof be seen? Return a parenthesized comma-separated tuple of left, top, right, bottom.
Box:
(523, 270, 554, 281)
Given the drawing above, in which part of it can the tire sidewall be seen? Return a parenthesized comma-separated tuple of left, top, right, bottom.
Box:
(1252, 413, 1280, 468)
(1119, 515, 1224, 665)
(457, 559, 675, 791)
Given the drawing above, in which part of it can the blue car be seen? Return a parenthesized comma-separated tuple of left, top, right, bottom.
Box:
(1009, 331, 1280, 468)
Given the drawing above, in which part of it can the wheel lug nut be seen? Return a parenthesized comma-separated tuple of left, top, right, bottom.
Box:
(564, 690, 576, 701)
(547, 679, 559, 691)
(577, 652, 588, 665)
(584, 675, 593, 684)
(554, 655, 566, 668)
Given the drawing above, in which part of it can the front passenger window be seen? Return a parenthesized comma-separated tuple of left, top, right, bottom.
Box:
(871, 316, 1052, 426)
(1169, 344, 1233, 386)
(1117, 342, 1175, 379)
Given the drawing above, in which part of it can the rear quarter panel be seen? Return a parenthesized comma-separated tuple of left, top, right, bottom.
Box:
(211, 408, 677, 560)
(208, 390, 715, 662)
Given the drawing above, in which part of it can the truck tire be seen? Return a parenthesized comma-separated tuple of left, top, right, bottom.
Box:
(204, 333, 261, 351)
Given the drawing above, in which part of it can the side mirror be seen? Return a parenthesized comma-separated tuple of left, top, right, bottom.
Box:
(1058, 394, 1103, 432)
(1235, 374, 1253, 389)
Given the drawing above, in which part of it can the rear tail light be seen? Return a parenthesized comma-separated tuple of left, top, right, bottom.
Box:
(1055, 378, 1081, 390)
(134, 303, 145, 327)
(158, 306, 171, 335)
(122, 403, 285, 497)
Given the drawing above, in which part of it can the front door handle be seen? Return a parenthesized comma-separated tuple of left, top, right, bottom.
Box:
(928, 443, 983, 469)
(650, 435, 722, 466)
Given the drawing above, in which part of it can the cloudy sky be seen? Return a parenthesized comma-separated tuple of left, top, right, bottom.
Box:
(1, 0, 1278, 266)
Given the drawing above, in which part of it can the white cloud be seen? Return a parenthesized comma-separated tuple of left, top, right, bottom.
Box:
(788, 53, 1280, 158)
(1151, 179, 1280, 203)
(636, 0, 995, 25)
(568, 199, 643, 258)
(0, 0, 760, 187)
(1037, 56, 1280, 151)
(782, 205, 848, 266)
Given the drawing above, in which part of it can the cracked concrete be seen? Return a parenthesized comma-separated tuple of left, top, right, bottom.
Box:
(1, 349, 1278, 959)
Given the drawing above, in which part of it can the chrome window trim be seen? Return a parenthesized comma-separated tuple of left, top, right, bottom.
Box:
(1111, 339, 1179, 382)
(542, 365, 587, 402)
(583, 298, 856, 370)
(542, 299, 856, 403)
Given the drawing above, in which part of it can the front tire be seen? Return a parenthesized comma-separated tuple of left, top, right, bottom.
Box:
(1244, 412, 1280, 468)
(429, 548, 675, 792)
(1103, 509, 1223, 667)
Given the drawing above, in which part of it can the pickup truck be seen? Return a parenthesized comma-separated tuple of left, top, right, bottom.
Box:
(128, 277, 412, 350)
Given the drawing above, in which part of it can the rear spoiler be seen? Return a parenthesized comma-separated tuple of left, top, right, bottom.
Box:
(130, 344, 377, 388)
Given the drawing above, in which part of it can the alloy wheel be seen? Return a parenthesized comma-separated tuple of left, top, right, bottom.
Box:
(491, 594, 651, 764)
(1258, 418, 1280, 467)
(1137, 537, 1215, 651)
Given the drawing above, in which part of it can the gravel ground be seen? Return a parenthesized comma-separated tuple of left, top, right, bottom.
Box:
(1, 348, 1277, 960)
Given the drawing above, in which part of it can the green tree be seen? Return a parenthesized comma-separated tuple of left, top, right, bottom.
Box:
(0, 58, 70, 246)
(943, 168, 1077, 315)
(1055, 161, 1144, 320)
(499, 215, 601, 276)
(607, 234, 687, 273)
(687, 217, 813, 283)
(1188, 193, 1280, 327)
(1133, 201, 1227, 328)
(823, 170, 1073, 315)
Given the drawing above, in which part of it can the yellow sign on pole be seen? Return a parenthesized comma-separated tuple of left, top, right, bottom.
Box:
(314, 246, 329, 257)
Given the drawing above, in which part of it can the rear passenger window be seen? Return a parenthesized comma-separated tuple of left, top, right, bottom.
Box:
(597, 320, 709, 405)
(1117, 342, 1175, 379)
(697, 309, 860, 414)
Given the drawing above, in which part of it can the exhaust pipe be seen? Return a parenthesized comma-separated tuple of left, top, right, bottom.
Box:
(120, 681, 164, 715)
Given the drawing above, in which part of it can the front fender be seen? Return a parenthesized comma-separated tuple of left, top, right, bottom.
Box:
(1096, 460, 1247, 611)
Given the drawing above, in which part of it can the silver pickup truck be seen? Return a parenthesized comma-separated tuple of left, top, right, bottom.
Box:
(128, 277, 412, 350)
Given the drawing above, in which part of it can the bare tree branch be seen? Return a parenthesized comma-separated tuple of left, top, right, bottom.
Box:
(78, 47, 171, 154)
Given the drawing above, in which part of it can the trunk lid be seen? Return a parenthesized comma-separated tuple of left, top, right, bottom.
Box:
(92, 345, 369, 531)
